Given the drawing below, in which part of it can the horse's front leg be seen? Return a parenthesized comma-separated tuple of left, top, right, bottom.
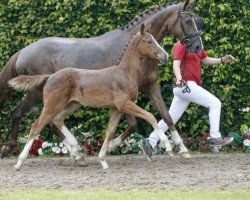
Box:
(99, 109, 122, 169)
(142, 84, 190, 158)
(108, 114, 137, 152)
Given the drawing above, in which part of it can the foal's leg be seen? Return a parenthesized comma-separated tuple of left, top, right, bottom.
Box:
(122, 101, 173, 154)
(99, 109, 122, 169)
(52, 101, 81, 152)
(14, 110, 56, 170)
(14, 96, 68, 170)
(108, 114, 137, 152)
(52, 101, 87, 166)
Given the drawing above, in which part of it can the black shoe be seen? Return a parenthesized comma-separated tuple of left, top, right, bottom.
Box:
(208, 136, 234, 147)
(142, 139, 153, 161)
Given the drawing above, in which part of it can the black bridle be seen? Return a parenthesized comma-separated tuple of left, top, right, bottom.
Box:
(168, 5, 202, 47)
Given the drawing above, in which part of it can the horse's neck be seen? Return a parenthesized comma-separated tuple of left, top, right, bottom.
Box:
(125, 3, 180, 41)
(118, 41, 145, 82)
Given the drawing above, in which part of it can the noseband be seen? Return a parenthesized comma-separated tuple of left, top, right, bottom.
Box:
(168, 5, 202, 47)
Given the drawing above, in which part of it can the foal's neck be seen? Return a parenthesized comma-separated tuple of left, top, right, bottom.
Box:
(117, 36, 146, 81)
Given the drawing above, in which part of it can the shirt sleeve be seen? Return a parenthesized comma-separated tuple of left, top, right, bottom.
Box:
(201, 50, 208, 59)
(173, 43, 186, 60)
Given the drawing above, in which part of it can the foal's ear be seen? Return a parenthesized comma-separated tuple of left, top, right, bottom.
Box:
(140, 23, 145, 35)
(145, 24, 152, 33)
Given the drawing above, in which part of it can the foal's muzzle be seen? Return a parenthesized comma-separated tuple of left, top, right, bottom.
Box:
(158, 53, 169, 65)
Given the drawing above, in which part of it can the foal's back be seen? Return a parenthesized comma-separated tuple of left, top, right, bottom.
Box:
(44, 67, 138, 109)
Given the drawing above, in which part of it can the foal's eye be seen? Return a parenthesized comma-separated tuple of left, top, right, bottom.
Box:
(147, 40, 153, 44)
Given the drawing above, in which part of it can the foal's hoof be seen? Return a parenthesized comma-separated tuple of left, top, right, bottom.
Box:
(165, 150, 174, 156)
(179, 152, 191, 158)
(100, 160, 109, 169)
(14, 165, 21, 171)
(74, 158, 88, 167)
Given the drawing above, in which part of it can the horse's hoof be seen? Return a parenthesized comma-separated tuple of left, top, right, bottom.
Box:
(14, 165, 21, 171)
(74, 158, 88, 167)
(1, 143, 17, 159)
(165, 150, 174, 156)
(179, 152, 191, 158)
(1, 145, 8, 159)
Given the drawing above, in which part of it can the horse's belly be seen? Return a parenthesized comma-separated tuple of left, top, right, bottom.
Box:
(79, 89, 115, 108)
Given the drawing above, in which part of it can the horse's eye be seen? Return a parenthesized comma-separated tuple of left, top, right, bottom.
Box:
(148, 40, 153, 44)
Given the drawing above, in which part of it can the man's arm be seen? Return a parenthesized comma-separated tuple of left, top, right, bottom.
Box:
(202, 54, 236, 65)
(173, 60, 184, 87)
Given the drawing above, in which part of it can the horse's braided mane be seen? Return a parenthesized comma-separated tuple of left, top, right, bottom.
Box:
(120, 2, 178, 31)
(116, 33, 138, 65)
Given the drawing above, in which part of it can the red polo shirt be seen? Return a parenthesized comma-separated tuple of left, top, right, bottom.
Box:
(173, 42, 208, 85)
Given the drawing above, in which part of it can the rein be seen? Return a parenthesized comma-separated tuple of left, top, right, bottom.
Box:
(180, 47, 191, 93)
(172, 46, 191, 93)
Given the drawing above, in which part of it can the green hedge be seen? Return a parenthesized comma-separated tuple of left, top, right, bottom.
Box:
(0, 0, 249, 142)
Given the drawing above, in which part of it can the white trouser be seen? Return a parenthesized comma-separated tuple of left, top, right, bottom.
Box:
(149, 81, 222, 148)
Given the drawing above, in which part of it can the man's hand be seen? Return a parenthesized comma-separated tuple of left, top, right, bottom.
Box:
(222, 55, 236, 63)
(176, 77, 184, 87)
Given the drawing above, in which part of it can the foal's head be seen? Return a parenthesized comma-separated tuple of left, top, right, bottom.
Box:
(137, 24, 168, 64)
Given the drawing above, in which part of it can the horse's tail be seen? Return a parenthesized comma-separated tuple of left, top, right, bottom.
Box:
(8, 74, 50, 91)
(0, 52, 19, 108)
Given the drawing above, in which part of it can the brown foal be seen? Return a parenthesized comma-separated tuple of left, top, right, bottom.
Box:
(9, 24, 171, 170)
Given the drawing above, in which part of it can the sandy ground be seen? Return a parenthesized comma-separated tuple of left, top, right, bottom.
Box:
(0, 154, 249, 190)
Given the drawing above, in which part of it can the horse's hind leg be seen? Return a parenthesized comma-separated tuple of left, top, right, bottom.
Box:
(14, 109, 56, 170)
(108, 114, 136, 152)
(52, 101, 87, 166)
(99, 109, 122, 169)
(14, 96, 69, 170)
(9, 91, 41, 144)
(122, 101, 173, 155)
(1, 91, 41, 159)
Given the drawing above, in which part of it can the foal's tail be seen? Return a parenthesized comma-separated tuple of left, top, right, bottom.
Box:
(0, 52, 19, 108)
(8, 74, 50, 91)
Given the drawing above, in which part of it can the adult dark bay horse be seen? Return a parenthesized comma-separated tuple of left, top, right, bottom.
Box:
(0, 0, 203, 159)
(10, 24, 170, 170)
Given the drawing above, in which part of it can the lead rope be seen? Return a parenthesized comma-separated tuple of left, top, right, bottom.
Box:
(181, 47, 191, 93)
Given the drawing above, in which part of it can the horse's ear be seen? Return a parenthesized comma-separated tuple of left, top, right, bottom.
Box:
(145, 24, 151, 33)
(140, 23, 145, 35)
(184, 0, 196, 10)
(183, 0, 190, 10)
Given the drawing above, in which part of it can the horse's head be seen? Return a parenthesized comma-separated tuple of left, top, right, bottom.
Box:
(138, 24, 168, 64)
(168, 0, 204, 53)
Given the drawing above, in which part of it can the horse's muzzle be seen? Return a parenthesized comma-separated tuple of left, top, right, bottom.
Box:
(158, 53, 169, 65)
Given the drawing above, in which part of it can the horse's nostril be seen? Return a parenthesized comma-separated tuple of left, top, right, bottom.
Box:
(196, 46, 201, 51)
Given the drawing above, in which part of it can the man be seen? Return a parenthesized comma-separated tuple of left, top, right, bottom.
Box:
(142, 36, 236, 161)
